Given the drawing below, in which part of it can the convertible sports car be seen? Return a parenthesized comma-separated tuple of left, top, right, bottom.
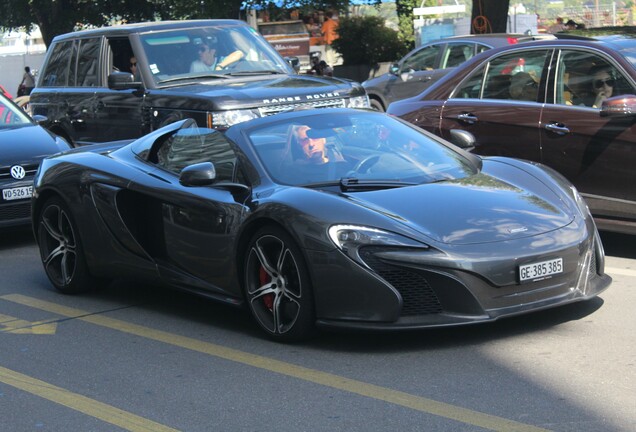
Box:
(32, 108, 611, 341)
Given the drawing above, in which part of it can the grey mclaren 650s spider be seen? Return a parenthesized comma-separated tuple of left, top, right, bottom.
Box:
(32, 108, 611, 341)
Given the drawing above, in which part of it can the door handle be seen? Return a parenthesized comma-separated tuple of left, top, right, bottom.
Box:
(456, 113, 478, 124)
(544, 122, 570, 135)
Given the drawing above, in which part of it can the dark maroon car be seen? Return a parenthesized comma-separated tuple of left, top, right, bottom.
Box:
(388, 35, 636, 235)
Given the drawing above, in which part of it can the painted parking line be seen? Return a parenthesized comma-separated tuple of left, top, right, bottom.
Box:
(1, 293, 550, 432)
(605, 266, 636, 278)
(0, 366, 178, 432)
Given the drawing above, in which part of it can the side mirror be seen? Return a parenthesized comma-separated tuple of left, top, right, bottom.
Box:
(284, 56, 301, 73)
(108, 71, 143, 90)
(389, 63, 400, 75)
(600, 94, 636, 117)
(449, 129, 476, 150)
(179, 162, 216, 186)
(32, 114, 48, 125)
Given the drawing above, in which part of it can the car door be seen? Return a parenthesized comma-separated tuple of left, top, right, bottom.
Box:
(386, 43, 444, 102)
(129, 127, 250, 294)
(438, 48, 552, 161)
(540, 48, 636, 221)
(58, 38, 102, 146)
(91, 36, 145, 142)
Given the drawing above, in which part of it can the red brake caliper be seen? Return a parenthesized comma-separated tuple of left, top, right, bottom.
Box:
(259, 266, 274, 310)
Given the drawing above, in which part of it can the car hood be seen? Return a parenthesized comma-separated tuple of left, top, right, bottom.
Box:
(153, 75, 361, 110)
(342, 171, 573, 245)
(0, 124, 67, 166)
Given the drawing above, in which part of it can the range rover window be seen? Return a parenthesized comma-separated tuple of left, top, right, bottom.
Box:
(75, 38, 101, 87)
(139, 25, 292, 84)
(40, 41, 74, 87)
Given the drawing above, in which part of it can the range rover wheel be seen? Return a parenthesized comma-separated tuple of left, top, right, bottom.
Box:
(36, 197, 101, 294)
(244, 227, 315, 342)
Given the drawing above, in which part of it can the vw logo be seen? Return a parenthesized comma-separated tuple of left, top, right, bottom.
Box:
(10, 165, 26, 180)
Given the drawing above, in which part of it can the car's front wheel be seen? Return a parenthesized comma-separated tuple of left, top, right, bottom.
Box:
(36, 197, 102, 294)
(369, 98, 385, 112)
(244, 226, 315, 342)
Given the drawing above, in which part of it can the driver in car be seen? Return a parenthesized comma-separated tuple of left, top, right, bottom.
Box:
(291, 125, 346, 165)
(190, 40, 244, 73)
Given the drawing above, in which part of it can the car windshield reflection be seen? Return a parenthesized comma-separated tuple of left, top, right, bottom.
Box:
(0, 95, 33, 128)
(246, 111, 478, 187)
(140, 25, 291, 85)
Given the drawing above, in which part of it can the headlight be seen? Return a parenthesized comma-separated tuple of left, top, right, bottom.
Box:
(346, 95, 370, 109)
(211, 110, 259, 128)
(328, 225, 428, 265)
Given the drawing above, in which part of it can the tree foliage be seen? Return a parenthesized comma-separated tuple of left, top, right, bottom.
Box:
(0, 0, 382, 48)
(331, 15, 405, 65)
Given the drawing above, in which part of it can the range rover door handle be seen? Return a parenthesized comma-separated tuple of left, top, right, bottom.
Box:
(457, 113, 478, 125)
(544, 122, 570, 135)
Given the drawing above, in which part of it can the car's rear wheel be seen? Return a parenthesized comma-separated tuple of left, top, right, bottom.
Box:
(244, 226, 315, 342)
(36, 197, 101, 294)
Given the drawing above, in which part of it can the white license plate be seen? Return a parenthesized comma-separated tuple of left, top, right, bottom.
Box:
(2, 186, 33, 201)
(519, 257, 563, 282)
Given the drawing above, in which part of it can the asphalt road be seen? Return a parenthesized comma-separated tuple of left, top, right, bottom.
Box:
(0, 227, 634, 432)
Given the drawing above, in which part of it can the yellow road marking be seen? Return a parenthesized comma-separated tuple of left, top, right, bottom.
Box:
(1, 293, 550, 432)
(0, 366, 179, 432)
(0, 312, 57, 334)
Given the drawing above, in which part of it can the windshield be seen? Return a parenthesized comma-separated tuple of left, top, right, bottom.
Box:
(0, 94, 33, 128)
(246, 111, 477, 187)
(139, 24, 293, 84)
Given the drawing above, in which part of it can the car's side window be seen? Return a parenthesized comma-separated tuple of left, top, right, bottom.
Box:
(40, 41, 74, 87)
(75, 38, 101, 87)
(442, 43, 475, 69)
(402, 45, 441, 72)
(153, 128, 238, 182)
(452, 65, 486, 99)
(452, 49, 551, 101)
(555, 50, 634, 108)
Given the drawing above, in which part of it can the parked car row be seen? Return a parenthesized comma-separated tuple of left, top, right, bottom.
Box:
(363, 33, 555, 111)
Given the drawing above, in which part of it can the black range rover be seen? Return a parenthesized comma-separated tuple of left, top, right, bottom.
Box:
(30, 20, 369, 147)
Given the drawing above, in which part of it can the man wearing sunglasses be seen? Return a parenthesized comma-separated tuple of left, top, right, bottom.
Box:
(590, 65, 615, 108)
(190, 40, 243, 73)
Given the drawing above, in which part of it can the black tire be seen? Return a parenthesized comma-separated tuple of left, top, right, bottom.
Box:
(36, 197, 102, 294)
(244, 226, 316, 342)
(369, 98, 385, 112)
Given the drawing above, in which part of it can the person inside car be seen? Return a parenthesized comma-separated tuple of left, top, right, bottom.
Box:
(509, 71, 539, 101)
(190, 40, 244, 73)
(590, 65, 615, 108)
(291, 125, 336, 164)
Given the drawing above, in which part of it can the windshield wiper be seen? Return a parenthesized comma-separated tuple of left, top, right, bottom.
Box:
(339, 178, 417, 192)
(157, 73, 229, 84)
(227, 70, 286, 76)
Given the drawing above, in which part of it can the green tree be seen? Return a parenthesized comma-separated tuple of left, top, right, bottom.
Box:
(331, 15, 405, 65)
(0, 0, 382, 48)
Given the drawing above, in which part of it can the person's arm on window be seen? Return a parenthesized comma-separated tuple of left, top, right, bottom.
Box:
(216, 50, 244, 70)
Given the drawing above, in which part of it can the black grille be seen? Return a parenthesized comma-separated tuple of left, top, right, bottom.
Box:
(359, 248, 443, 316)
(0, 201, 31, 221)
